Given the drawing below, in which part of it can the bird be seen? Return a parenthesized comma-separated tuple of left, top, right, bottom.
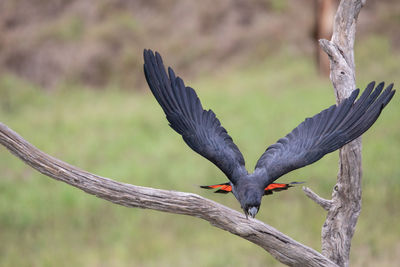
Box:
(143, 49, 395, 219)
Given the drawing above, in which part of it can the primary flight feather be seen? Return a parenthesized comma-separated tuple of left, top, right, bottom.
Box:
(143, 49, 395, 219)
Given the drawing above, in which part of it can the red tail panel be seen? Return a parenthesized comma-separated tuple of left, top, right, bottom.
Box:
(200, 183, 232, 193)
(264, 182, 304, 195)
(201, 181, 303, 195)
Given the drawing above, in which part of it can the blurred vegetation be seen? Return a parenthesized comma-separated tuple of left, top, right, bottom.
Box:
(0, 0, 399, 90)
(0, 0, 400, 266)
(1, 35, 399, 266)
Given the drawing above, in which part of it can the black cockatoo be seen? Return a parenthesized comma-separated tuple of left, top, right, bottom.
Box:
(143, 49, 395, 219)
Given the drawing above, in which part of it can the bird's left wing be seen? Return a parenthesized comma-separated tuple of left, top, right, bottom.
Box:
(254, 82, 395, 184)
(143, 49, 247, 183)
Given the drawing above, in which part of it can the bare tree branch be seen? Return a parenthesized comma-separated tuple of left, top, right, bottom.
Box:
(302, 186, 333, 211)
(319, 1, 366, 266)
(0, 122, 338, 267)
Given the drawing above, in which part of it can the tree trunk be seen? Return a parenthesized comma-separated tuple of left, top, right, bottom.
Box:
(318, 1, 366, 266)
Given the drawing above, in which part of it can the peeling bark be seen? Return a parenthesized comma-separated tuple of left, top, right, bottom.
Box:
(318, 1, 366, 266)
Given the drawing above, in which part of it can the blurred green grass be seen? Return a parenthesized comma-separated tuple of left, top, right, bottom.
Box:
(0, 36, 399, 266)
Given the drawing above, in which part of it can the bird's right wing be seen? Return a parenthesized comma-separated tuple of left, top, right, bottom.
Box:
(143, 49, 247, 183)
(255, 82, 395, 184)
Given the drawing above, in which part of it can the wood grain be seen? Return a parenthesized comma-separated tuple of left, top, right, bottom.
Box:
(319, 1, 366, 266)
(0, 122, 337, 267)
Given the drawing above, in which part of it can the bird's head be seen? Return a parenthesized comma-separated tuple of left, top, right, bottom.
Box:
(232, 177, 264, 219)
(240, 188, 263, 219)
(244, 204, 260, 219)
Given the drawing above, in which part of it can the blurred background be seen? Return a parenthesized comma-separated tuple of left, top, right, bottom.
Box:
(0, 0, 399, 266)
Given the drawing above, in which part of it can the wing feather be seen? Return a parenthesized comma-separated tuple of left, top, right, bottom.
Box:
(255, 82, 395, 184)
(143, 49, 247, 182)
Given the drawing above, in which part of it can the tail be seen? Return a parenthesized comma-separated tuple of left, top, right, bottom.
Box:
(200, 182, 304, 195)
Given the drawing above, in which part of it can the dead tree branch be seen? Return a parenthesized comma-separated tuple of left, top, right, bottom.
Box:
(318, 0, 366, 266)
(303, 186, 333, 211)
(0, 122, 337, 267)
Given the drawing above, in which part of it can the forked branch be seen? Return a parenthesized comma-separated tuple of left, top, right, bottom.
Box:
(318, 0, 366, 266)
(303, 186, 333, 211)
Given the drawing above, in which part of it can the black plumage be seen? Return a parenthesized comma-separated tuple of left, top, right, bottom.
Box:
(143, 49, 395, 219)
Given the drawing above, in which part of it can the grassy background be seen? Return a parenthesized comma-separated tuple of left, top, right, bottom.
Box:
(0, 36, 399, 266)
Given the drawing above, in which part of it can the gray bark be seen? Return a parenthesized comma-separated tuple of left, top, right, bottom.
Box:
(306, 1, 366, 266)
(0, 122, 336, 267)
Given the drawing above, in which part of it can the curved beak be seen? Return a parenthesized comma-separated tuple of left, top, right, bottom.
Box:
(248, 207, 259, 218)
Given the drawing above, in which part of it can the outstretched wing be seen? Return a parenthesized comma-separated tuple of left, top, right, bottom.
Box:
(255, 82, 395, 183)
(143, 49, 247, 183)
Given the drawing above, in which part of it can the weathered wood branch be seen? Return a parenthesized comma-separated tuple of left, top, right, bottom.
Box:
(0, 122, 337, 267)
(303, 186, 333, 211)
(319, 1, 366, 266)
